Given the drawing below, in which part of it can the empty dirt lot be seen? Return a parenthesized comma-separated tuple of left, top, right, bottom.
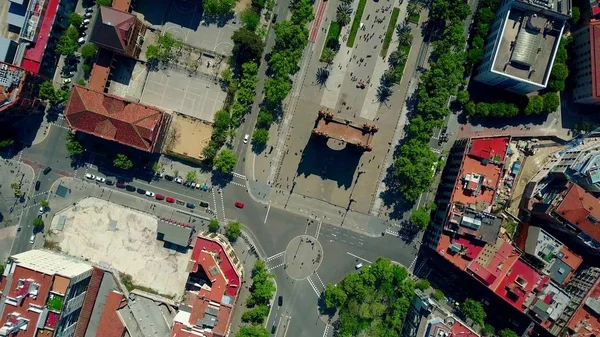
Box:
(49, 197, 190, 298)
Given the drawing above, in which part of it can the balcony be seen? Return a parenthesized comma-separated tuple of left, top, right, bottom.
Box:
(46, 293, 64, 312)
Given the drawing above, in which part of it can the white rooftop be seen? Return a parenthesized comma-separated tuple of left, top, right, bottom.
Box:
(11, 249, 93, 278)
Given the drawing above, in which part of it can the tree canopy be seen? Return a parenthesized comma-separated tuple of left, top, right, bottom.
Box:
(203, 0, 235, 16)
(57, 26, 79, 56)
(225, 221, 242, 242)
(208, 219, 220, 233)
(232, 28, 265, 64)
(81, 43, 98, 60)
(323, 258, 414, 336)
(113, 154, 133, 170)
(499, 329, 519, 337)
(394, 140, 437, 202)
(68, 13, 83, 27)
(410, 207, 431, 230)
(461, 298, 486, 326)
(235, 326, 269, 337)
(214, 149, 237, 174)
(252, 128, 269, 146)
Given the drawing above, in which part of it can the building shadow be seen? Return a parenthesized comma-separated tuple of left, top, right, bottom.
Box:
(167, 0, 204, 29)
(296, 135, 362, 190)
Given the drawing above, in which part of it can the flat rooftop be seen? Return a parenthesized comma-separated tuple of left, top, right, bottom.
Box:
(0, 62, 26, 111)
(493, 9, 561, 85)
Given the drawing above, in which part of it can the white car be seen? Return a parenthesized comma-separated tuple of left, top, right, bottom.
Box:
(62, 78, 72, 85)
(174, 177, 183, 184)
(84, 12, 93, 18)
(83, 18, 91, 24)
(38, 207, 44, 214)
(85, 173, 96, 180)
(145, 191, 155, 197)
(85, 6, 94, 13)
(77, 37, 85, 44)
(95, 176, 106, 183)
(244, 134, 249, 144)
(30, 234, 35, 244)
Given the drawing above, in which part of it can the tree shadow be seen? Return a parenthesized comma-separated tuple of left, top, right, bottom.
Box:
(201, 11, 235, 28)
(210, 170, 233, 188)
(376, 85, 393, 105)
(251, 141, 267, 154)
(316, 67, 330, 88)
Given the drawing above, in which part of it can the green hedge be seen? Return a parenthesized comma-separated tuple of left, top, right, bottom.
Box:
(346, 0, 367, 47)
(381, 8, 400, 57)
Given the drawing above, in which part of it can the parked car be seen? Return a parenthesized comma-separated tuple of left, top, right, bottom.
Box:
(234, 201, 244, 209)
(174, 177, 183, 184)
(136, 188, 146, 194)
(61, 71, 75, 78)
(62, 78, 72, 85)
(155, 194, 165, 200)
(195, 183, 201, 189)
(85, 6, 94, 12)
(116, 181, 126, 188)
(271, 13, 278, 23)
(244, 134, 249, 144)
(35, 181, 41, 191)
(95, 176, 106, 183)
(83, 18, 91, 24)
(77, 37, 85, 44)
(166, 197, 175, 203)
(145, 191, 155, 197)
(43, 167, 51, 175)
(164, 175, 174, 181)
(84, 12, 93, 18)
(278, 296, 283, 306)
(186, 202, 196, 209)
(355, 263, 363, 270)
(125, 185, 136, 192)
(38, 207, 45, 215)
(29, 234, 35, 244)
(79, 31, 87, 37)
(85, 173, 95, 180)
(200, 201, 209, 208)
(105, 180, 114, 186)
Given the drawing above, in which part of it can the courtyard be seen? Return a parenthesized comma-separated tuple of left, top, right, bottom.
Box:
(48, 197, 190, 298)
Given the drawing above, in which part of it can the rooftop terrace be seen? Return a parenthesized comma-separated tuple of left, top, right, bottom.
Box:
(493, 9, 561, 85)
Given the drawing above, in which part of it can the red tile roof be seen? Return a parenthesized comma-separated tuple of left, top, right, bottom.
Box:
(65, 85, 165, 152)
(496, 259, 542, 312)
(469, 137, 510, 162)
(21, 0, 59, 74)
(554, 183, 600, 243)
(566, 277, 600, 335)
(111, 0, 132, 12)
(96, 291, 127, 337)
(591, 21, 600, 101)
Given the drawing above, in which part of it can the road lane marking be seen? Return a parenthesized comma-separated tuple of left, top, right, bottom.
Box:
(233, 172, 247, 180)
(314, 272, 325, 288)
(264, 204, 271, 223)
(268, 262, 285, 271)
(212, 188, 218, 219)
(230, 181, 245, 187)
(219, 188, 226, 221)
(306, 277, 320, 297)
(323, 324, 331, 337)
(385, 229, 400, 237)
(315, 220, 322, 239)
(266, 251, 285, 262)
(347, 252, 372, 264)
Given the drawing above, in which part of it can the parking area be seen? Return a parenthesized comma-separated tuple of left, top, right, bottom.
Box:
(162, 0, 239, 55)
(49, 197, 190, 298)
(140, 67, 226, 122)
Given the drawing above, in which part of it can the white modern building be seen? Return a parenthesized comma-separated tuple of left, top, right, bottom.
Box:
(474, 0, 570, 94)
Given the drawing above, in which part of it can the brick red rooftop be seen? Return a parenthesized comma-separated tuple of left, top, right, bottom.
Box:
(65, 85, 165, 152)
(469, 137, 510, 162)
(554, 183, 600, 243)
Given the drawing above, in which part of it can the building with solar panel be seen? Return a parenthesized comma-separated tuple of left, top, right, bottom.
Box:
(474, 0, 571, 94)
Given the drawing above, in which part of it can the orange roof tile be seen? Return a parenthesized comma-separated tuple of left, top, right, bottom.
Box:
(555, 184, 600, 243)
(65, 85, 165, 152)
(96, 291, 127, 337)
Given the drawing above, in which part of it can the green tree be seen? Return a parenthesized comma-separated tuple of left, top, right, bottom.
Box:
(82, 64, 92, 78)
(81, 43, 98, 60)
(235, 326, 270, 337)
(186, 171, 198, 182)
(225, 221, 242, 242)
(0, 265, 4, 276)
(252, 0, 266, 9)
(570, 7, 580, 25)
(394, 140, 438, 202)
(241, 305, 269, 324)
(324, 283, 348, 309)
(208, 218, 220, 233)
(542, 92, 560, 113)
(321, 47, 336, 64)
(221, 68, 233, 86)
(38, 81, 56, 101)
(57, 26, 79, 56)
(548, 63, 568, 92)
(461, 298, 486, 326)
(483, 324, 495, 337)
(432, 289, 445, 301)
(151, 162, 161, 173)
(0, 139, 15, 147)
(241, 9, 260, 31)
(203, 0, 235, 16)
(499, 329, 518, 337)
(525, 95, 544, 115)
(292, 0, 315, 25)
(33, 218, 44, 228)
(389, 49, 408, 68)
(214, 149, 237, 174)
(96, 0, 112, 6)
(257, 110, 274, 128)
(410, 206, 431, 230)
(252, 128, 269, 146)
(415, 279, 430, 291)
(456, 90, 469, 105)
(40, 200, 50, 208)
(68, 12, 83, 27)
(264, 76, 292, 106)
(113, 154, 133, 170)
(336, 3, 352, 26)
(232, 28, 265, 64)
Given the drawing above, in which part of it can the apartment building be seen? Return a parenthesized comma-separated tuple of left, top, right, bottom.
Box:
(570, 20, 600, 104)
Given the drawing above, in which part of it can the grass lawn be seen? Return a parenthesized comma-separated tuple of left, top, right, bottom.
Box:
(380, 8, 400, 57)
(346, 0, 367, 47)
(321, 21, 341, 59)
(394, 44, 411, 83)
(408, 11, 420, 24)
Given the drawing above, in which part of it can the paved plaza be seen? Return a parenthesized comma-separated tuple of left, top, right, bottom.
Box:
(264, 0, 416, 214)
(49, 197, 190, 298)
(140, 67, 227, 122)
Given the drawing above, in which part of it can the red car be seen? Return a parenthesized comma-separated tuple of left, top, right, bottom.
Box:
(116, 181, 126, 188)
(155, 194, 165, 201)
(166, 197, 175, 203)
(234, 201, 244, 208)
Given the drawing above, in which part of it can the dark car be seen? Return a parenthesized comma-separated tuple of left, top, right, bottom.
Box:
(164, 175, 174, 181)
(43, 167, 51, 175)
(271, 323, 277, 334)
(116, 181, 126, 188)
(271, 13, 278, 23)
(35, 181, 41, 191)
(200, 201, 209, 208)
(125, 185, 136, 192)
(105, 180, 114, 186)
(278, 296, 283, 306)
(136, 188, 146, 194)
(186, 202, 196, 209)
